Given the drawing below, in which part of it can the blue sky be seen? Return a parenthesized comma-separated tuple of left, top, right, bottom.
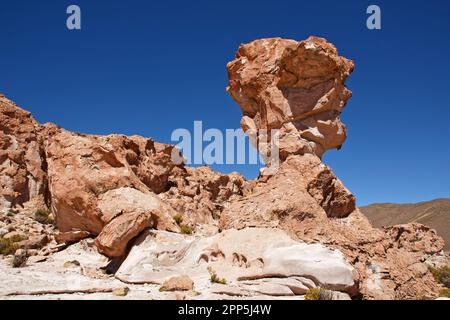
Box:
(0, 0, 449, 205)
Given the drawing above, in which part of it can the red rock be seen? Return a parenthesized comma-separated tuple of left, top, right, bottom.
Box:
(227, 37, 354, 159)
(0, 96, 47, 212)
(55, 230, 91, 244)
(17, 234, 48, 250)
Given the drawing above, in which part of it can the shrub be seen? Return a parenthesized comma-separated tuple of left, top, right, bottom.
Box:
(0, 235, 26, 256)
(207, 266, 227, 284)
(0, 238, 18, 255)
(304, 288, 335, 300)
(305, 288, 320, 300)
(34, 209, 53, 225)
(180, 224, 193, 235)
(430, 266, 450, 289)
(173, 214, 183, 225)
(440, 288, 450, 298)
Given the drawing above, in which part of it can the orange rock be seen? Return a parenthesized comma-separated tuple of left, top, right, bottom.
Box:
(55, 230, 91, 244)
(0, 96, 47, 212)
(227, 37, 354, 159)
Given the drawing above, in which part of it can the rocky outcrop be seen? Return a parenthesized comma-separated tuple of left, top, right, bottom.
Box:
(0, 36, 447, 300)
(227, 37, 354, 159)
(0, 97, 245, 259)
(0, 95, 47, 212)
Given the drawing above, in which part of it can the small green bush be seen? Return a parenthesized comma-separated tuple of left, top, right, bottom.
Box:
(8, 234, 27, 243)
(34, 209, 53, 225)
(305, 288, 320, 300)
(0, 235, 26, 256)
(430, 266, 450, 289)
(173, 214, 183, 225)
(0, 238, 17, 255)
(440, 288, 450, 298)
(207, 266, 227, 285)
(180, 224, 193, 235)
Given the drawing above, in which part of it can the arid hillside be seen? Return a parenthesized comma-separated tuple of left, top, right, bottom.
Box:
(361, 199, 450, 250)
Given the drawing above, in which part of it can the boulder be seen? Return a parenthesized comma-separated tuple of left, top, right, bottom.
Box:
(55, 230, 91, 244)
(95, 187, 178, 257)
(17, 234, 49, 250)
(160, 275, 194, 292)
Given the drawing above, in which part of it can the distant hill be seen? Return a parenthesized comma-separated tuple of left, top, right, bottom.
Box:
(360, 198, 450, 251)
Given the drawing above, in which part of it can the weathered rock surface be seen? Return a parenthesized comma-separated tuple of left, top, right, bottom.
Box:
(116, 228, 356, 295)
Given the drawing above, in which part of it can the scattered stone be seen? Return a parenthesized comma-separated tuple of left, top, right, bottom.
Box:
(12, 249, 28, 268)
(17, 234, 48, 250)
(0, 228, 7, 237)
(64, 260, 81, 268)
(55, 230, 91, 244)
(160, 275, 194, 292)
(112, 287, 130, 297)
(27, 255, 47, 264)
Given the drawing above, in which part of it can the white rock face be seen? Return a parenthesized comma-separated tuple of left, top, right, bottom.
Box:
(261, 243, 355, 291)
(116, 227, 355, 294)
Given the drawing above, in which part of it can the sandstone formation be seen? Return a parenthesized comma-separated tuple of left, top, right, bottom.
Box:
(227, 36, 354, 159)
(0, 95, 47, 212)
(0, 36, 448, 300)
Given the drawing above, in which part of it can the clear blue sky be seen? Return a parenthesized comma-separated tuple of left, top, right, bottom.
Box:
(1, 0, 449, 205)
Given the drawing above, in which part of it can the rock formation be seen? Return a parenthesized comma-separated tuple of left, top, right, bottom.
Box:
(227, 37, 353, 159)
(0, 37, 447, 300)
(0, 94, 47, 212)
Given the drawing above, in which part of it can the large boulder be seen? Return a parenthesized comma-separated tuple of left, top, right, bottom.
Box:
(95, 187, 178, 257)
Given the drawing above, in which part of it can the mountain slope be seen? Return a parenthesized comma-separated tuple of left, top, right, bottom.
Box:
(361, 198, 450, 250)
